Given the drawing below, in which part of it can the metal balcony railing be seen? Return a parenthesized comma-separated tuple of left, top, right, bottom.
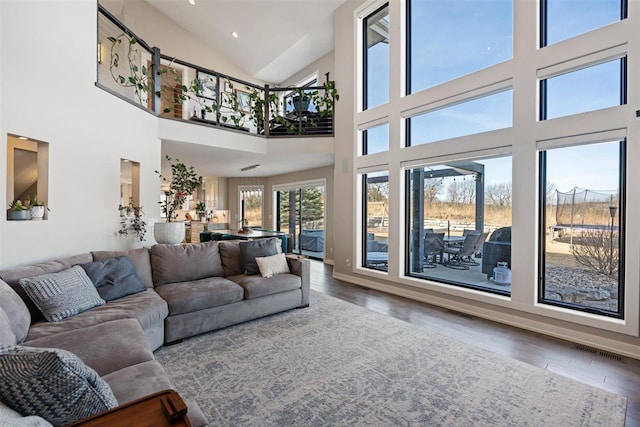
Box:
(97, 5, 336, 138)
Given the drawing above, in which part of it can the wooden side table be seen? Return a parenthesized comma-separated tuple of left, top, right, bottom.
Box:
(68, 389, 191, 427)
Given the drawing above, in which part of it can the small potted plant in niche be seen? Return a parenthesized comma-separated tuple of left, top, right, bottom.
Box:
(28, 195, 49, 220)
(118, 204, 147, 242)
(7, 200, 31, 221)
(154, 156, 202, 244)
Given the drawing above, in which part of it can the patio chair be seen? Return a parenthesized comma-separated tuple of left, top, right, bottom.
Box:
(462, 231, 488, 266)
(444, 233, 480, 270)
(423, 232, 445, 268)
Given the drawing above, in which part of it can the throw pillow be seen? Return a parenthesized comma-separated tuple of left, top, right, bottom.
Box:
(239, 238, 279, 275)
(255, 253, 290, 278)
(19, 266, 105, 322)
(0, 400, 53, 427)
(79, 256, 146, 301)
(0, 345, 118, 426)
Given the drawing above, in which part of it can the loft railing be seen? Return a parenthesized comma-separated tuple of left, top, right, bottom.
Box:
(97, 5, 336, 138)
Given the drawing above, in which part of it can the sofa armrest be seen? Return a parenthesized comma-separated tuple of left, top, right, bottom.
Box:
(287, 256, 310, 306)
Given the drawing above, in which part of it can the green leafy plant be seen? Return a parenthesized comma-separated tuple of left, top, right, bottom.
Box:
(28, 195, 50, 211)
(8, 200, 28, 211)
(195, 201, 206, 214)
(118, 204, 147, 241)
(155, 156, 203, 222)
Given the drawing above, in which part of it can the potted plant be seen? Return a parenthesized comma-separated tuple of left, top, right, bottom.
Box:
(154, 156, 202, 244)
(195, 201, 206, 221)
(28, 195, 49, 220)
(7, 200, 31, 221)
(118, 204, 147, 242)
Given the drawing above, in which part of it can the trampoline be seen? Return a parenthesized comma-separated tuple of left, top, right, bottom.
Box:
(551, 187, 619, 243)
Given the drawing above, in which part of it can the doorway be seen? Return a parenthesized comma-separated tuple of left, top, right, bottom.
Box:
(275, 182, 325, 260)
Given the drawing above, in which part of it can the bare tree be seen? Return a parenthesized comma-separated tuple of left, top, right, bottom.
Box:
(446, 179, 475, 204)
(571, 230, 618, 276)
(486, 182, 512, 207)
(424, 177, 444, 204)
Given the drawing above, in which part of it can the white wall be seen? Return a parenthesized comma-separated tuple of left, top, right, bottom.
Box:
(333, 0, 640, 357)
(279, 51, 335, 87)
(0, 0, 161, 268)
(103, 0, 262, 85)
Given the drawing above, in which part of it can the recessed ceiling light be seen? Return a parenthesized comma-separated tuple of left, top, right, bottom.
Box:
(18, 136, 28, 140)
(231, 32, 239, 39)
(188, 0, 195, 5)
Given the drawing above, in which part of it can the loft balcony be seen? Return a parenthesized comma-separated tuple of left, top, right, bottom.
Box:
(96, 5, 337, 139)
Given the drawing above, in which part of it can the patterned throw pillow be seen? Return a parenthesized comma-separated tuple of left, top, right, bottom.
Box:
(0, 345, 118, 425)
(19, 266, 105, 322)
(0, 400, 53, 427)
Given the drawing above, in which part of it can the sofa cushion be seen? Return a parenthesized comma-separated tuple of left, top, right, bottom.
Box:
(239, 238, 279, 275)
(102, 360, 173, 405)
(256, 253, 290, 278)
(229, 273, 301, 300)
(92, 248, 153, 288)
(19, 266, 105, 322)
(155, 277, 244, 315)
(0, 307, 16, 346)
(0, 279, 30, 344)
(218, 241, 244, 276)
(80, 256, 146, 301)
(151, 241, 224, 286)
(0, 345, 118, 426)
(24, 289, 168, 342)
(0, 253, 93, 322)
(25, 319, 154, 377)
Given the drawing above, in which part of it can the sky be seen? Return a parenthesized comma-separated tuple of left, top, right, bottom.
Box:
(365, 0, 623, 193)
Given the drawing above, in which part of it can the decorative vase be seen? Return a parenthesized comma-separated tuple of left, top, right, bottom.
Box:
(30, 206, 45, 220)
(7, 210, 31, 221)
(154, 221, 185, 245)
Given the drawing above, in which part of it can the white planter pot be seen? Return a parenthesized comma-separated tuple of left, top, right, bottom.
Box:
(30, 206, 45, 220)
(154, 221, 185, 245)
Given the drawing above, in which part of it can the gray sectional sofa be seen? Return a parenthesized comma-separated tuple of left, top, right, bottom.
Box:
(0, 238, 310, 426)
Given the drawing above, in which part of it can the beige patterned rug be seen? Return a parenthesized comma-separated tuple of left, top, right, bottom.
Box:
(155, 291, 627, 426)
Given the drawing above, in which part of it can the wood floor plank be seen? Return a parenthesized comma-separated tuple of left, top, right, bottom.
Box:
(309, 261, 639, 426)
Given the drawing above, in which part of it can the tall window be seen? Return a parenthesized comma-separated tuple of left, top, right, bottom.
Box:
(406, 155, 512, 295)
(541, 0, 626, 47)
(239, 186, 263, 228)
(362, 123, 389, 155)
(363, 171, 389, 272)
(363, 4, 389, 110)
(539, 141, 625, 317)
(407, 0, 513, 94)
(540, 58, 625, 120)
(408, 90, 512, 146)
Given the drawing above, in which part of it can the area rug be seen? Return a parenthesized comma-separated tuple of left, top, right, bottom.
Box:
(155, 291, 627, 426)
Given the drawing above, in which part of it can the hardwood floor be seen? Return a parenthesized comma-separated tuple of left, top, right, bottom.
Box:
(309, 261, 640, 427)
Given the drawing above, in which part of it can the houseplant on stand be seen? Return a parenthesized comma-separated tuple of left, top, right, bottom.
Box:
(155, 156, 202, 244)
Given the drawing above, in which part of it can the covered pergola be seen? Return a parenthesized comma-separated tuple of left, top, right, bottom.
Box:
(410, 161, 485, 271)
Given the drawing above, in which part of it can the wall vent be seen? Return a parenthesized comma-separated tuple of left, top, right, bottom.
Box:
(576, 344, 624, 362)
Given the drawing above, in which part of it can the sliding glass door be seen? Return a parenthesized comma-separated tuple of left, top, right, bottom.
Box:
(276, 183, 325, 259)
